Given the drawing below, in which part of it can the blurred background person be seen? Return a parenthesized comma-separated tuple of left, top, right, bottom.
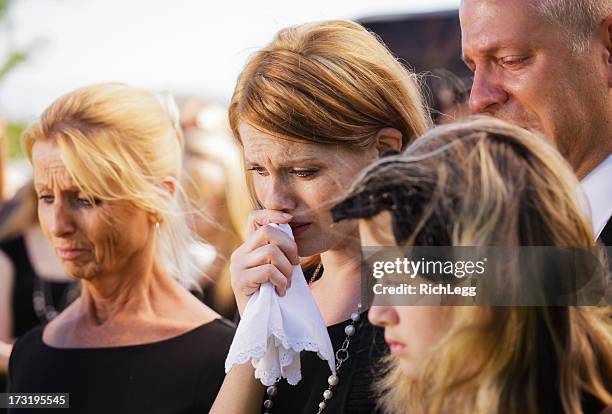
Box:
(426, 69, 470, 124)
(0, 117, 30, 212)
(179, 97, 248, 319)
(1, 116, 5, 206)
(333, 116, 612, 414)
(0, 182, 77, 394)
(8, 83, 235, 413)
(359, 10, 471, 124)
(0, 116, 25, 206)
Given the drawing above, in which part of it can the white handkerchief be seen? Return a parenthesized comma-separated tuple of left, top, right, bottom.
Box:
(224, 223, 336, 386)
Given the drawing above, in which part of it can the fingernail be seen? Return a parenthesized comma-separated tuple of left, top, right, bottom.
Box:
(282, 213, 292, 219)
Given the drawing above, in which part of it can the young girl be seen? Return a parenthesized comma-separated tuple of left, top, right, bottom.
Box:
(332, 116, 612, 414)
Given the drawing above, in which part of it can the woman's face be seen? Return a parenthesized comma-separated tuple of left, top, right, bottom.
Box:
(360, 213, 449, 378)
(369, 305, 449, 377)
(32, 139, 155, 280)
(240, 123, 378, 257)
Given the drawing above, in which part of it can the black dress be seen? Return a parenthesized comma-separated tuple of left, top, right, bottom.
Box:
(266, 310, 388, 414)
(7, 318, 235, 414)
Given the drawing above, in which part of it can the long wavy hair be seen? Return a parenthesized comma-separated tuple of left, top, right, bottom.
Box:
(337, 116, 612, 413)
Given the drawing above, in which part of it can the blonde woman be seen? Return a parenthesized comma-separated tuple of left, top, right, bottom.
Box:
(7, 83, 235, 413)
(331, 116, 612, 414)
(180, 98, 249, 319)
(212, 19, 430, 414)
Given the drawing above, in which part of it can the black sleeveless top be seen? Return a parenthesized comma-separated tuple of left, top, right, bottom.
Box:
(0, 235, 77, 338)
(264, 310, 388, 414)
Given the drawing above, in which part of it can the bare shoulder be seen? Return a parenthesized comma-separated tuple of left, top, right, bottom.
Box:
(0, 250, 15, 342)
(0, 250, 15, 302)
(181, 289, 222, 325)
(0, 250, 15, 283)
(41, 299, 81, 346)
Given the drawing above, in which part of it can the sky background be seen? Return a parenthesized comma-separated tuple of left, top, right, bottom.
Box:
(0, 0, 460, 121)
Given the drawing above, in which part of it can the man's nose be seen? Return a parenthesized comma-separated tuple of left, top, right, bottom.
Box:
(468, 69, 509, 114)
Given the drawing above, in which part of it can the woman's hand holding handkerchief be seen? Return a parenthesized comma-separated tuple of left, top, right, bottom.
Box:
(225, 223, 336, 386)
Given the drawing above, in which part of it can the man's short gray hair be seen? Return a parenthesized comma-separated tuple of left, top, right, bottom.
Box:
(533, 0, 612, 53)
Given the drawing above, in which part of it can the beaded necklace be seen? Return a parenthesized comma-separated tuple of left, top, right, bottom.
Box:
(32, 277, 80, 325)
(262, 263, 363, 414)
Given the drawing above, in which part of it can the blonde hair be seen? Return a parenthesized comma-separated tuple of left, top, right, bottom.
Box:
(182, 101, 249, 241)
(22, 83, 201, 289)
(181, 100, 249, 314)
(338, 116, 612, 413)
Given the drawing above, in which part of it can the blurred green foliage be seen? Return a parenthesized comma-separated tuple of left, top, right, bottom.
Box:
(0, 51, 27, 81)
(6, 121, 25, 159)
(0, 0, 28, 83)
(1, 0, 29, 159)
